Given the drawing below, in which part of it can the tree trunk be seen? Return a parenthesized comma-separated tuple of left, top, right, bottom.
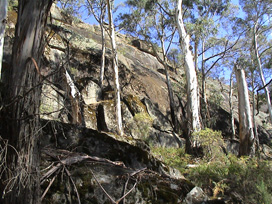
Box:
(0, 0, 8, 80)
(176, 0, 201, 148)
(106, 0, 123, 136)
(201, 39, 208, 127)
(158, 37, 179, 132)
(194, 38, 198, 73)
(65, 69, 81, 124)
(235, 64, 255, 156)
(253, 24, 272, 123)
(164, 63, 179, 132)
(99, 21, 106, 88)
(229, 71, 235, 139)
(0, 1, 52, 203)
(250, 68, 259, 150)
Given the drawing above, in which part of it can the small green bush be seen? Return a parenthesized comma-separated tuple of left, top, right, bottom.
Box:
(193, 128, 225, 161)
(151, 146, 191, 173)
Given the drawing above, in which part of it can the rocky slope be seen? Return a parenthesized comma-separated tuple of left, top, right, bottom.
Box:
(3, 4, 272, 204)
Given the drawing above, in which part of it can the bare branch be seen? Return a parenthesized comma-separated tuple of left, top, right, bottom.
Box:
(64, 166, 81, 204)
(156, 2, 174, 17)
(116, 179, 138, 204)
(41, 173, 58, 201)
(90, 168, 116, 203)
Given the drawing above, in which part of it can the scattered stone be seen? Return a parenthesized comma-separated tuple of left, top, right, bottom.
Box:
(184, 187, 208, 204)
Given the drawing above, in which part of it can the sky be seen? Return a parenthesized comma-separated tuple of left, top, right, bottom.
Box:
(59, 0, 271, 83)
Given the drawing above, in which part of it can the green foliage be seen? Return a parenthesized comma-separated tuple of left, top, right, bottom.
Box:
(187, 155, 272, 203)
(256, 180, 272, 204)
(59, 0, 85, 19)
(151, 146, 191, 173)
(193, 128, 225, 161)
(8, 0, 18, 11)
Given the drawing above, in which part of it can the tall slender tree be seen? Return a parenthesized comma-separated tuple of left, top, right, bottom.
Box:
(176, 0, 201, 149)
(106, 0, 123, 136)
(239, 0, 272, 122)
(86, 0, 107, 88)
(0, 1, 53, 203)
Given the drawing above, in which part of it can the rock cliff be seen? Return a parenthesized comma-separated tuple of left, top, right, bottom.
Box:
(3, 4, 271, 204)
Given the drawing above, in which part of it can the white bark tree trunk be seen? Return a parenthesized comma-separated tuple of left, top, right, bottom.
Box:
(253, 24, 272, 123)
(107, 0, 123, 136)
(235, 64, 255, 156)
(229, 71, 235, 139)
(176, 0, 201, 147)
(0, 0, 8, 81)
(65, 70, 81, 124)
(99, 20, 105, 88)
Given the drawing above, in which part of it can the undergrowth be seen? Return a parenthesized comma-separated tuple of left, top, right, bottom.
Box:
(187, 155, 272, 204)
(151, 146, 191, 173)
(150, 128, 272, 203)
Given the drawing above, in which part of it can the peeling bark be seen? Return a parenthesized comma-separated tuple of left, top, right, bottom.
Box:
(1, 1, 53, 203)
(1, 0, 52, 204)
(235, 64, 255, 156)
(176, 0, 201, 148)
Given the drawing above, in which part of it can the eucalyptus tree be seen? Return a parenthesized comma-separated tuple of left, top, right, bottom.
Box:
(106, 0, 123, 136)
(176, 0, 202, 148)
(118, 0, 180, 132)
(0, 1, 53, 203)
(186, 0, 237, 127)
(239, 0, 272, 122)
(86, 0, 107, 88)
(234, 60, 255, 156)
(0, 0, 8, 81)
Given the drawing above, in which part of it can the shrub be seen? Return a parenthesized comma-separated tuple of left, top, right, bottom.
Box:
(193, 128, 225, 161)
(187, 155, 272, 203)
(151, 146, 191, 173)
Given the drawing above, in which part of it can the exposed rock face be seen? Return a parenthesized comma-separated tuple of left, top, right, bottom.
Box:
(40, 120, 194, 203)
(3, 4, 272, 204)
(35, 4, 185, 149)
